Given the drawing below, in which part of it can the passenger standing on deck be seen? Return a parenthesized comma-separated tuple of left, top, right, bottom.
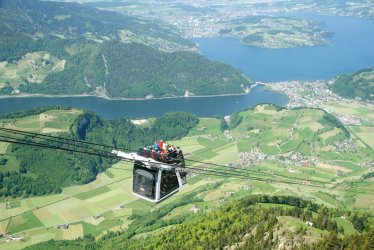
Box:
(153, 141, 159, 152)
(143, 145, 149, 157)
(176, 147, 181, 155)
(158, 140, 164, 152)
(163, 141, 169, 152)
(168, 145, 175, 158)
(150, 149, 155, 159)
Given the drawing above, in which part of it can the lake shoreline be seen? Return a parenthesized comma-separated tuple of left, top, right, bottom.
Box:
(0, 83, 262, 101)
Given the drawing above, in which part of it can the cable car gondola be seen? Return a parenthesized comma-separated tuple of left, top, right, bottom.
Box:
(112, 145, 187, 203)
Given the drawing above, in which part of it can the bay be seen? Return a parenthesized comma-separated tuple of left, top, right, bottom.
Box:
(193, 15, 374, 82)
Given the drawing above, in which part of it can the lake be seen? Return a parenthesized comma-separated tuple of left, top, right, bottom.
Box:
(194, 15, 374, 82)
(0, 85, 287, 119)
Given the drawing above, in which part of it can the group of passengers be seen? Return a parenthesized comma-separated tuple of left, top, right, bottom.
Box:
(139, 140, 182, 163)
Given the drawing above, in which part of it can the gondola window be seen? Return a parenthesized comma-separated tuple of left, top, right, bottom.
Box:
(133, 168, 156, 199)
(160, 170, 179, 198)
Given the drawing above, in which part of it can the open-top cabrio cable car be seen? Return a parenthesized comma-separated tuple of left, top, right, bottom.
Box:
(112, 145, 187, 203)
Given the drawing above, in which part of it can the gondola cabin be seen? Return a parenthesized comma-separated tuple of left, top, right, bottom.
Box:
(112, 146, 186, 203)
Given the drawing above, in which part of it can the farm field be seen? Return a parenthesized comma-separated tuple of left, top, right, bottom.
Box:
(327, 102, 374, 125)
(0, 52, 65, 91)
(327, 101, 374, 148)
(0, 103, 374, 249)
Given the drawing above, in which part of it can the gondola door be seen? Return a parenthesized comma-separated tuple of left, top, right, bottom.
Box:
(158, 170, 180, 201)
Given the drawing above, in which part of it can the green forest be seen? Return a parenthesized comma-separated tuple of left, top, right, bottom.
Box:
(19, 41, 251, 98)
(0, 0, 252, 98)
(25, 195, 374, 250)
(330, 67, 374, 102)
(100, 41, 250, 97)
(0, 107, 199, 198)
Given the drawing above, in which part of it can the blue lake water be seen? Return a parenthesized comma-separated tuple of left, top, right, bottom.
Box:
(194, 15, 374, 82)
(0, 85, 287, 119)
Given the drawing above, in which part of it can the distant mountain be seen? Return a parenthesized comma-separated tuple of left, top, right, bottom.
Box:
(0, 0, 253, 98)
(329, 67, 374, 102)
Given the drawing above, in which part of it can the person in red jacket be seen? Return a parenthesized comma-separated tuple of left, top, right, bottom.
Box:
(158, 140, 164, 152)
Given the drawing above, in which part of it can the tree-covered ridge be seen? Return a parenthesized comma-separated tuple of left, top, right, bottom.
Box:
(0, 108, 199, 198)
(100, 42, 251, 98)
(329, 67, 374, 102)
(0, 0, 253, 98)
(7, 40, 252, 98)
(25, 195, 374, 250)
(102, 196, 372, 250)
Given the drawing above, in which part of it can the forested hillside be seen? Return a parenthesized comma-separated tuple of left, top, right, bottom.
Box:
(0, 107, 199, 198)
(0, 0, 192, 60)
(329, 67, 374, 102)
(18, 41, 251, 98)
(26, 195, 374, 250)
(0, 0, 253, 98)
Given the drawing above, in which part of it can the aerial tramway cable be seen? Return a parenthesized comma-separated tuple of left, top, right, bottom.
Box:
(0, 130, 371, 194)
(0, 127, 113, 156)
(0, 127, 332, 185)
(0, 128, 370, 192)
(0, 129, 327, 186)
